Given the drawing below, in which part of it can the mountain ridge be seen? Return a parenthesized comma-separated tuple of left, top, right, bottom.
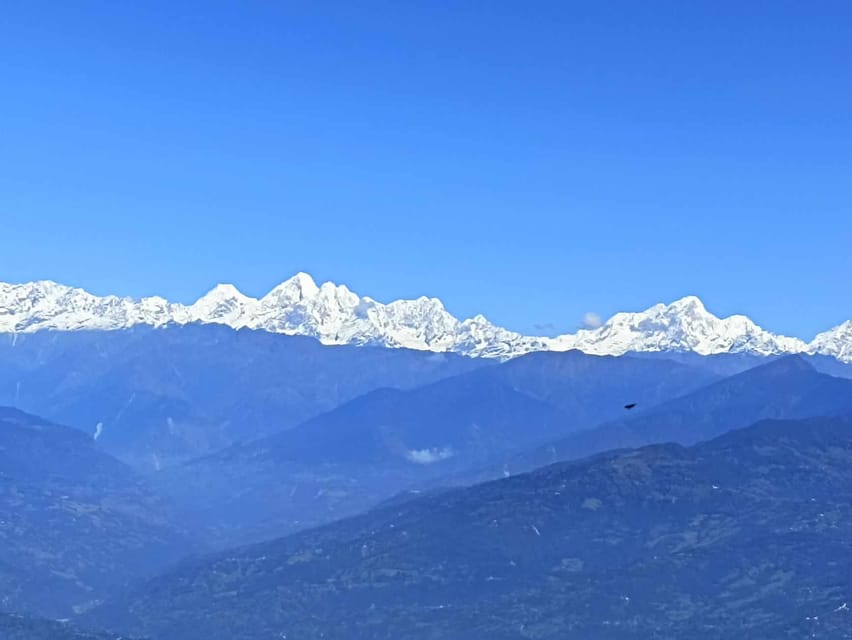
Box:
(491, 354, 852, 480)
(1, 275, 848, 361)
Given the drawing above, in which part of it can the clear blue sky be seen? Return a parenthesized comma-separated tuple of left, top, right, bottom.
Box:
(2, 1, 850, 338)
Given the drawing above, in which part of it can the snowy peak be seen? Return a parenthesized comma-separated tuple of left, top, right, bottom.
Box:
(189, 284, 255, 325)
(557, 296, 809, 357)
(192, 284, 254, 311)
(809, 321, 852, 362)
(667, 295, 707, 313)
(0, 281, 183, 332)
(200, 283, 246, 301)
(0, 276, 848, 362)
(262, 272, 320, 304)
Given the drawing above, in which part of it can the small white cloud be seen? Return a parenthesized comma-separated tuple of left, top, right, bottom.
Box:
(405, 447, 455, 465)
(582, 312, 603, 329)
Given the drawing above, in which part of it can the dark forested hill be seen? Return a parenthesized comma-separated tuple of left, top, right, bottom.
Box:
(0, 407, 190, 618)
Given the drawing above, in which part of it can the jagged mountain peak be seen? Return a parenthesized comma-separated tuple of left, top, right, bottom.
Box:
(189, 284, 255, 325)
(559, 295, 809, 357)
(200, 283, 246, 299)
(809, 320, 852, 362)
(0, 276, 848, 361)
(665, 294, 707, 312)
(263, 272, 321, 302)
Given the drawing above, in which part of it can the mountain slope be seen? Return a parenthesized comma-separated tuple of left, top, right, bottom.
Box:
(0, 325, 484, 467)
(157, 352, 716, 546)
(156, 376, 569, 547)
(491, 349, 720, 416)
(227, 344, 720, 467)
(1, 275, 847, 360)
(91, 417, 852, 640)
(502, 355, 852, 475)
(0, 407, 191, 618)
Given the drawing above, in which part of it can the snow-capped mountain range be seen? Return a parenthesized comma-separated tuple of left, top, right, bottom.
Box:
(0, 274, 849, 361)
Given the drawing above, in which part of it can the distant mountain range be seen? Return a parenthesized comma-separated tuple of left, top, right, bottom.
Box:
(1, 274, 850, 360)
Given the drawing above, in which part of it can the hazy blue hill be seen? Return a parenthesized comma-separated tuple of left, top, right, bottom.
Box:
(155, 351, 717, 546)
(806, 353, 852, 379)
(612, 350, 852, 379)
(155, 375, 569, 547)
(238, 349, 718, 468)
(91, 416, 852, 640)
(0, 407, 191, 619)
(241, 374, 570, 465)
(499, 355, 852, 476)
(625, 350, 777, 376)
(489, 349, 720, 416)
(0, 325, 486, 468)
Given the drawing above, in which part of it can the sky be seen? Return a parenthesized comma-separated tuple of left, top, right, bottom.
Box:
(2, 1, 851, 339)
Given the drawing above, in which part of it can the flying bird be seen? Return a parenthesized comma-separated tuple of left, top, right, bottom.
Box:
(624, 403, 637, 410)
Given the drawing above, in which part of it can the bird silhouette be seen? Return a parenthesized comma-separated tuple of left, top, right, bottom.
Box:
(624, 403, 637, 410)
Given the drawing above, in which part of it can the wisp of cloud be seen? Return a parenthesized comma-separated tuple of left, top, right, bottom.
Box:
(405, 447, 456, 465)
(582, 312, 603, 329)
